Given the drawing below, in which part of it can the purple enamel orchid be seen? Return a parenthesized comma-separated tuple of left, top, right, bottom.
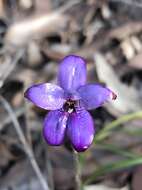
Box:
(24, 55, 117, 152)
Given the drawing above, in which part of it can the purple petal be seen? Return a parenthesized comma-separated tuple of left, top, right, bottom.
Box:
(58, 55, 87, 91)
(24, 83, 65, 110)
(78, 84, 117, 110)
(67, 109, 95, 152)
(43, 110, 68, 145)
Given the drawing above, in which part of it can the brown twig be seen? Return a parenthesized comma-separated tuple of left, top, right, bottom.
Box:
(0, 95, 50, 190)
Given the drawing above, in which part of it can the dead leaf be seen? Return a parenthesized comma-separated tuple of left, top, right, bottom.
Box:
(84, 184, 129, 190)
(94, 52, 142, 114)
(129, 52, 142, 69)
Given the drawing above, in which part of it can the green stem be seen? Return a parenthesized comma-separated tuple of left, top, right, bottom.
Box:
(73, 150, 82, 190)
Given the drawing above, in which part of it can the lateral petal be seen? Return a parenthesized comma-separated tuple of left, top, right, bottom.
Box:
(24, 83, 65, 110)
(78, 84, 117, 110)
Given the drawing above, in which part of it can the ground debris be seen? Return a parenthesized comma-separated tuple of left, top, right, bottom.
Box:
(0, 0, 142, 189)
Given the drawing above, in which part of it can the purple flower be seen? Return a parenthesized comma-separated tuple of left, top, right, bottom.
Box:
(24, 55, 117, 152)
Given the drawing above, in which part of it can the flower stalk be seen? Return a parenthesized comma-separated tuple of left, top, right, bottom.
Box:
(73, 150, 82, 190)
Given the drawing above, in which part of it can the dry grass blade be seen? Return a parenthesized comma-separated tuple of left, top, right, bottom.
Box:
(0, 49, 25, 88)
(0, 95, 50, 190)
(109, 0, 142, 8)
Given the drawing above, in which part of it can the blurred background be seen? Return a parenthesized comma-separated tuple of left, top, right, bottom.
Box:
(0, 0, 142, 190)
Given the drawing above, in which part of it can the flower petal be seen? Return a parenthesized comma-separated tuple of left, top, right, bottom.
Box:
(43, 110, 68, 145)
(78, 84, 117, 110)
(24, 83, 65, 110)
(58, 55, 87, 91)
(67, 109, 95, 152)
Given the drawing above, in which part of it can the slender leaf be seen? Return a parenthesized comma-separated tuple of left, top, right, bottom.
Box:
(96, 143, 139, 158)
(85, 156, 142, 184)
(95, 111, 142, 142)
